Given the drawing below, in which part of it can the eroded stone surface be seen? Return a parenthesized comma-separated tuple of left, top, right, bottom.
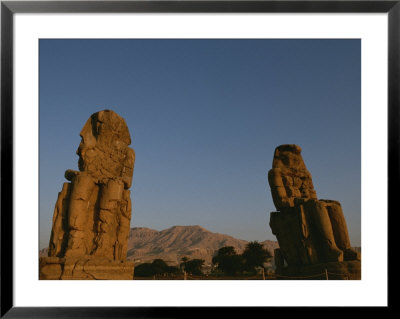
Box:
(42, 110, 135, 280)
(39, 257, 134, 280)
(268, 144, 360, 279)
(268, 144, 317, 210)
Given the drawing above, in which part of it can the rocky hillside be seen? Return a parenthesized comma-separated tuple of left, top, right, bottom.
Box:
(40, 225, 279, 266)
(125, 225, 278, 266)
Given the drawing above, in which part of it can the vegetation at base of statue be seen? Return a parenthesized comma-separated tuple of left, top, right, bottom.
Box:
(133, 241, 272, 278)
(134, 257, 205, 277)
(180, 257, 205, 276)
(212, 241, 272, 275)
(134, 259, 181, 277)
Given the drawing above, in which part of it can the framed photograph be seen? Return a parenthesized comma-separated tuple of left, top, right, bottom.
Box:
(1, 0, 395, 316)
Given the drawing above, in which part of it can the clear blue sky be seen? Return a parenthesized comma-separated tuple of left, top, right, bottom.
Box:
(39, 39, 361, 249)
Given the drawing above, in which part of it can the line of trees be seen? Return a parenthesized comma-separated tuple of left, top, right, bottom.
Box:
(134, 259, 181, 277)
(134, 241, 272, 277)
(134, 257, 205, 277)
(179, 257, 205, 276)
(212, 241, 272, 275)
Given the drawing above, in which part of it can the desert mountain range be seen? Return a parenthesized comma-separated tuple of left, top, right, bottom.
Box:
(40, 225, 279, 266)
(125, 225, 279, 265)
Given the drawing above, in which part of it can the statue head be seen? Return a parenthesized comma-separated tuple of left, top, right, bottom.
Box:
(269, 144, 317, 209)
(272, 144, 305, 170)
(74, 110, 135, 188)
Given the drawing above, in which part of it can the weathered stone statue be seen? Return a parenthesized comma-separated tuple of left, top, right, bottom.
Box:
(40, 110, 135, 279)
(268, 144, 360, 279)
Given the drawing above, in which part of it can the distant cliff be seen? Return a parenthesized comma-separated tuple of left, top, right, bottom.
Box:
(125, 225, 279, 265)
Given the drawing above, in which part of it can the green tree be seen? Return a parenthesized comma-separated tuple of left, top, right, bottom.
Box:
(212, 246, 243, 275)
(214, 246, 236, 257)
(180, 256, 189, 272)
(134, 259, 171, 277)
(134, 263, 154, 277)
(151, 259, 168, 275)
(166, 266, 181, 275)
(242, 241, 272, 273)
(184, 259, 205, 275)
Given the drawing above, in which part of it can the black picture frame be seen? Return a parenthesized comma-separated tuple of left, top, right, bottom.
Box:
(1, 0, 395, 317)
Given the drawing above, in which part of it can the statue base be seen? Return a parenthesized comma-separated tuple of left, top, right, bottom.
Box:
(275, 260, 361, 280)
(39, 257, 134, 280)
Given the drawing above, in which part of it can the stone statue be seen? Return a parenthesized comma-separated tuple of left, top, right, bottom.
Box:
(40, 110, 135, 279)
(268, 144, 360, 279)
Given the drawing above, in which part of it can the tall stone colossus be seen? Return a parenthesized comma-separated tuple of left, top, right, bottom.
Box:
(40, 110, 135, 279)
(268, 144, 361, 279)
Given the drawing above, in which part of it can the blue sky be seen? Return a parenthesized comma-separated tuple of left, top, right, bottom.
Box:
(39, 39, 361, 249)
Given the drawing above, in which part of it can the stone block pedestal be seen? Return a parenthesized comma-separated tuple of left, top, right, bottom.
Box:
(39, 257, 134, 280)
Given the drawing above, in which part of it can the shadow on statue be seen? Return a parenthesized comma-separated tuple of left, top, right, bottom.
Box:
(268, 144, 361, 280)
